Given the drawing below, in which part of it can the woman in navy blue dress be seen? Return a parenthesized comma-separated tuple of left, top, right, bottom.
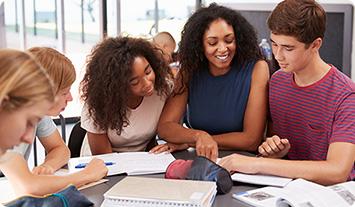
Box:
(154, 3, 269, 161)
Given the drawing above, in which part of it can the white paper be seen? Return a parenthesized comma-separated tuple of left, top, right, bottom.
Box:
(68, 152, 176, 176)
(0, 177, 16, 204)
(231, 173, 293, 187)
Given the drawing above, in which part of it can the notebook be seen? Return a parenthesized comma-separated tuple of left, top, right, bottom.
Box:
(68, 152, 176, 176)
(101, 176, 217, 207)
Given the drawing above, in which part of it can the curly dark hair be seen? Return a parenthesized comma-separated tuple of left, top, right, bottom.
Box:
(80, 36, 172, 133)
(177, 3, 262, 92)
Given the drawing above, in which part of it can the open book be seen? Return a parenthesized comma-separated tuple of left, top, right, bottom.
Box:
(233, 178, 355, 207)
(68, 152, 175, 176)
(101, 176, 217, 207)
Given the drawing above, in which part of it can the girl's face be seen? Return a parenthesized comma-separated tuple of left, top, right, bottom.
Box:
(203, 18, 236, 76)
(129, 56, 156, 98)
(0, 100, 51, 156)
(47, 87, 73, 116)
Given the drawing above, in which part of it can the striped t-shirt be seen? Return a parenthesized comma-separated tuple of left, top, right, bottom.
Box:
(269, 66, 355, 180)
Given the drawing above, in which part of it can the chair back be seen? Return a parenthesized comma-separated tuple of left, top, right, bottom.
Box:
(68, 121, 86, 158)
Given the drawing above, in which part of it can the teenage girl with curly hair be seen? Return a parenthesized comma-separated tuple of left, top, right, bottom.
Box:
(156, 3, 270, 161)
(80, 36, 173, 154)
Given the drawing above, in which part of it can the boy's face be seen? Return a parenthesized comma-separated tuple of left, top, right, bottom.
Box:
(270, 33, 314, 73)
(47, 87, 73, 116)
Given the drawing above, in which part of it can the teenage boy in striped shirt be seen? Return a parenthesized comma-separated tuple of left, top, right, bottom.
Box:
(219, 0, 355, 185)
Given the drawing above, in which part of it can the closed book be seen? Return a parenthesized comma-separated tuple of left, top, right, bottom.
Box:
(101, 176, 217, 207)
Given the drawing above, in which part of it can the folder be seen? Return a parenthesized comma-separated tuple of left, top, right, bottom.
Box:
(101, 176, 217, 207)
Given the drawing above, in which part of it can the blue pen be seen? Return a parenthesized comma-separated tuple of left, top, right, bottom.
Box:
(75, 162, 115, 169)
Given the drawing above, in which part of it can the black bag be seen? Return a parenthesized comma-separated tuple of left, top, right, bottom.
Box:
(165, 156, 233, 194)
(5, 185, 93, 207)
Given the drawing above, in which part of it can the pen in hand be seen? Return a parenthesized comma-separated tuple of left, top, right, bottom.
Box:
(75, 162, 115, 169)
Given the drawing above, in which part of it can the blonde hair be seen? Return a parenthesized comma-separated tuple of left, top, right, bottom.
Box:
(0, 49, 55, 111)
(27, 47, 76, 94)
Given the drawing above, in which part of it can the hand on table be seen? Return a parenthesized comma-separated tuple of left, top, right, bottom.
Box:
(32, 164, 55, 175)
(218, 153, 258, 174)
(149, 143, 189, 153)
(195, 131, 218, 162)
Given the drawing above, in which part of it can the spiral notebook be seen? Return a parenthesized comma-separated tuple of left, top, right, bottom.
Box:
(101, 176, 217, 207)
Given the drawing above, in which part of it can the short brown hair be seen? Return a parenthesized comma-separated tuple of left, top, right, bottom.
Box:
(28, 47, 76, 94)
(267, 0, 326, 45)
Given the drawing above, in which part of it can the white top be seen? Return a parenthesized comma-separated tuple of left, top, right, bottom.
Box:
(81, 91, 166, 152)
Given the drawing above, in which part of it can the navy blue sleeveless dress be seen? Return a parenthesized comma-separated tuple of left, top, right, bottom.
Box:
(186, 61, 255, 135)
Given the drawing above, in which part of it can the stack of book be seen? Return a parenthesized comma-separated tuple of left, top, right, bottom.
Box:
(101, 176, 217, 207)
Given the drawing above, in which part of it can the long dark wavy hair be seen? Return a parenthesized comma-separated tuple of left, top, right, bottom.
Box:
(80, 36, 172, 133)
(177, 3, 263, 93)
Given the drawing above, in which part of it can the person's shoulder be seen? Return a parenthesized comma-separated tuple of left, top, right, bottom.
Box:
(270, 69, 290, 82)
(251, 60, 269, 84)
(35, 116, 52, 132)
(330, 66, 355, 92)
(252, 60, 269, 75)
(38, 115, 52, 125)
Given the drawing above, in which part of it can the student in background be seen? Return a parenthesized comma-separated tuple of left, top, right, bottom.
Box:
(219, 0, 355, 185)
(80, 36, 174, 154)
(0, 47, 107, 196)
(156, 3, 269, 161)
(153, 31, 176, 64)
(153, 31, 179, 77)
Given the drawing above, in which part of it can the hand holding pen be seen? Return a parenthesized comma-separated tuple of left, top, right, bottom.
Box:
(80, 158, 109, 179)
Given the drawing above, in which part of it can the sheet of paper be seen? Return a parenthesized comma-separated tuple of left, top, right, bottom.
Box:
(68, 152, 176, 176)
(117, 152, 175, 175)
(68, 153, 125, 176)
(231, 173, 292, 187)
(0, 177, 16, 204)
